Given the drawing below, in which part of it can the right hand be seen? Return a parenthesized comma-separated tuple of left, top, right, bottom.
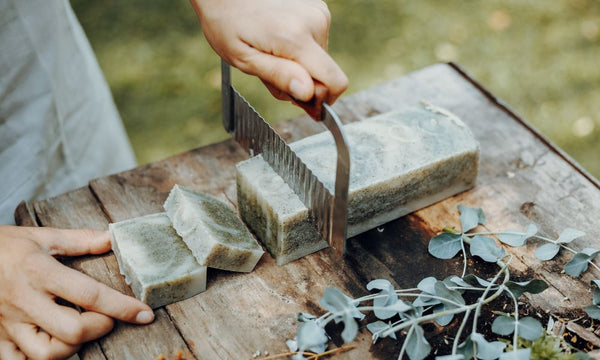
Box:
(0, 226, 154, 360)
(190, 0, 348, 117)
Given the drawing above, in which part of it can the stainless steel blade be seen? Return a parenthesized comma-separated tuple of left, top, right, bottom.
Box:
(221, 59, 350, 257)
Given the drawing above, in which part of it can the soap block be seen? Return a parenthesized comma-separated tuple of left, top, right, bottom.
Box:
(164, 185, 264, 272)
(109, 213, 207, 309)
(236, 104, 480, 264)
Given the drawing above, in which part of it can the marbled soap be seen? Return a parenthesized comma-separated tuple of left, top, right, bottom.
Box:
(164, 185, 264, 272)
(109, 213, 207, 309)
(236, 104, 480, 264)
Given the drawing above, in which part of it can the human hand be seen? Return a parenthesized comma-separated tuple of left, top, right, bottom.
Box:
(0, 226, 154, 360)
(190, 0, 348, 117)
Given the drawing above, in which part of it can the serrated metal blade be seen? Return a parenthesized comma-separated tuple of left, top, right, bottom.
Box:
(221, 60, 349, 257)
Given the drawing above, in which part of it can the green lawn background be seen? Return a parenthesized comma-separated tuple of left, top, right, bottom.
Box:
(72, 0, 600, 178)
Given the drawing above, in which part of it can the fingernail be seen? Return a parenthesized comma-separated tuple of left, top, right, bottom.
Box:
(136, 310, 154, 324)
(289, 79, 309, 100)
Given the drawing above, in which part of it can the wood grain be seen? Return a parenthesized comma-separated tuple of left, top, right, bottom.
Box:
(14, 63, 600, 359)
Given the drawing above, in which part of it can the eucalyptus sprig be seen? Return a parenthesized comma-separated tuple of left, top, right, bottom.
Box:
(283, 205, 594, 359)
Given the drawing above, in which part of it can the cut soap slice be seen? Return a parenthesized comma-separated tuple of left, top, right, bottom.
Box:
(164, 185, 264, 272)
(236, 104, 480, 265)
(109, 213, 207, 309)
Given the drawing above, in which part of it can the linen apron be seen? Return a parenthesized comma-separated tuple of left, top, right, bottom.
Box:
(0, 0, 136, 225)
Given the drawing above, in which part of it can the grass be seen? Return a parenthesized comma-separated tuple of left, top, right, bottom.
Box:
(72, 0, 599, 178)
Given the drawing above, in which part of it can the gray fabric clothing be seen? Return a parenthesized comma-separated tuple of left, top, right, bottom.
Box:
(0, 0, 137, 224)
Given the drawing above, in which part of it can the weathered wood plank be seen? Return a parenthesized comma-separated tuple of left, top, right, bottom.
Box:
(31, 187, 191, 360)
(14, 201, 39, 227)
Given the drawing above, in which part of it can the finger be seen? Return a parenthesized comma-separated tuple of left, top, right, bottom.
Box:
(5, 322, 79, 360)
(40, 257, 154, 324)
(25, 295, 113, 345)
(233, 45, 315, 101)
(0, 340, 25, 360)
(0, 326, 25, 360)
(293, 41, 348, 104)
(261, 80, 292, 101)
(7, 226, 111, 256)
(292, 82, 328, 120)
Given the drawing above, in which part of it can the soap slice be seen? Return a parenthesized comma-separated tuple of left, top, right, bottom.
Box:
(109, 213, 207, 309)
(164, 185, 264, 272)
(236, 104, 480, 264)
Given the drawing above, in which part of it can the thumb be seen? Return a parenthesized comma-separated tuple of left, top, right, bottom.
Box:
(27, 228, 112, 257)
(237, 48, 315, 102)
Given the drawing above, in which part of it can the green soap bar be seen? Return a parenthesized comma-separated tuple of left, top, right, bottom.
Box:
(236, 104, 480, 265)
(164, 185, 264, 272)
(109, 213, 207, 309)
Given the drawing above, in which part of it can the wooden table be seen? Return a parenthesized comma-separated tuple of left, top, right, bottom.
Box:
(15, 63, 600, 359)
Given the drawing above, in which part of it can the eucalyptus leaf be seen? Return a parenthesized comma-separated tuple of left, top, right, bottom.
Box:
(319, 287, 363, 343)
(417, 277, 438, 293)
(449, 275, 473, 289)
(366, 320, 397, 342)
(463, 274, 494, 288)
(434, 281, 465, 307)
(585, 304, 600, 320)
(498, 230, 528, 247)
(576, 352, 592, 360)
(534, 242, 560, 261)
(432, 303, 454, 326)
(491, 315, 544, 340)
(591, 280, 600, 304)
(470, 235, 505, 262)
(458, 205, 486, 233)
(525, 223, 538, 238)
(557, 228, 586, 244)
(367, 279, 399, 320)
(491, 315, 515, 336)
(564, 248, 600, 277)
(499, 349, 531, 360)
(297, 312, 317, 322)
(435, 355, 465, 360)
(405, 325, 431, 360)
(294, 320, 328, 355)
(470, 332, 506, 360)
(517, 317, 543, 341)
(505, 279, 548, 298)
(429, 233, 463, 259)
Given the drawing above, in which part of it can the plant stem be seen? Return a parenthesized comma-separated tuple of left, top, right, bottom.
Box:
(452, 308, 471, 356)
(506, 289, 520, 352)
(256, 345, 356, 360)
(397, 325, 414, 360)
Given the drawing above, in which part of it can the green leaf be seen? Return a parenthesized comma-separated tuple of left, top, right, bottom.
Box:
(491, 315, 515, 336)
(591, 280, 600, 304)
(435, 355, 465, 360)
(434, 281, 465, 307)
(498, 230, 528, 247)
(470, 332, 506, 360)
(294, 320, 328, 355)
(564, 248, 600, 277)
(366, 320, 397, 342)
(470, 235, 505, 262)
(405, 325, 431, 360)
(525, 223, 538, 238)
(499, 349, 531, 360)
(534, 243, 560, 261)
(491, 316, 542, 340)
(557, 228, 586, 244)
(319, 287, 364, 343)
(429, 233, 463, 259)
(458, 205, 486, 233)
(505, 279, 548, 298)
(367, 279, 399, 320)
(432, 303, 454, 326)
(462, 274, 494, 288)
(585, 304, 600, 320)
(297, 313, 317, 322)
(518, 317, 544, 341)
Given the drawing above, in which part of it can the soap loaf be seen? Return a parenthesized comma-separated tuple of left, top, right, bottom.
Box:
(109, 213, 207, 309)
(164, 185, 264, 272)
(236, 104, 480, 264)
